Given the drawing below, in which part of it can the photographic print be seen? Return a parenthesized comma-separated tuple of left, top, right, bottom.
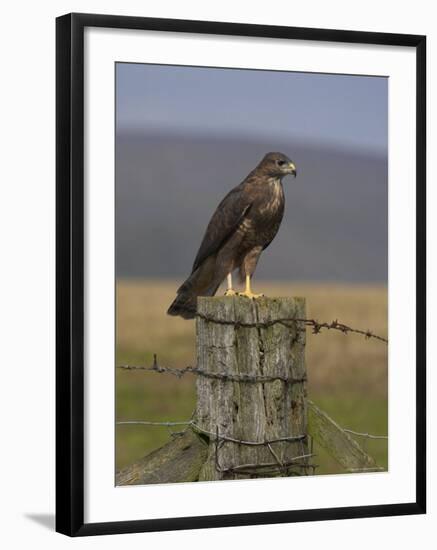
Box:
(56, 13, 425, 535)
(115, 62, 389, 485)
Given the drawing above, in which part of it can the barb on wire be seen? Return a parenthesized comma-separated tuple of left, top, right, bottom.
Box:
(297, 318, 388, 344)
(118, 354, 196, 378)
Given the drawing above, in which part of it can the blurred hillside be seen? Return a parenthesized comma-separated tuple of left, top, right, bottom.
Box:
(116, 131, 387, 283)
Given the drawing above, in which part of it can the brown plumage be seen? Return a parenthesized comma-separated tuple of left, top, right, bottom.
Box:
(167, 152, 297, 319)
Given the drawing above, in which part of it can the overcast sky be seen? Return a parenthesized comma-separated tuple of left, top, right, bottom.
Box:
(116, 63, 387, 155)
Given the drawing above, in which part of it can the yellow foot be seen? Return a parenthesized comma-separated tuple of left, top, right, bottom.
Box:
(237, 290, 264, 299)
(224, 289, 237, 296)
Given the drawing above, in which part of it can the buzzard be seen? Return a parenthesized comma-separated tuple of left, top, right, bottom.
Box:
(167, 152, 296, 319)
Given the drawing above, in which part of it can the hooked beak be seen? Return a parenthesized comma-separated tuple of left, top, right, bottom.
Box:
(288, 162, 297, 177)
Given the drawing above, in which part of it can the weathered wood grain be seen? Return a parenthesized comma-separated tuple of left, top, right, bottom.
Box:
(116, 429, 208, 485)
(308, 400, 380, 472)
(196, 296, 309, 480)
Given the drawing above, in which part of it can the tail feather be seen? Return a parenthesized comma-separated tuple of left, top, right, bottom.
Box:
(167, 294, 197, 320)
(167, 257, 221, 319)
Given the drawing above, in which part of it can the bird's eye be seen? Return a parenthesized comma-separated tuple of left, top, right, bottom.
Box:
(277, 160, 285, 166)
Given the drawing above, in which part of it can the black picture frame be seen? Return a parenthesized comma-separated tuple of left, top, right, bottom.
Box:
(56, 12, 426, 537)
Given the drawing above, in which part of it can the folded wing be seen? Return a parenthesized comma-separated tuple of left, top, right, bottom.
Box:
(191, 185, 252, 274)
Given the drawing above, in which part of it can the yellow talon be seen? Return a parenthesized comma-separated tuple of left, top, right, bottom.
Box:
(224, 289, 237, 296)
(238, 290, 264, 299)
(224, 273, 237, 296)
(237, 275, 264, 299)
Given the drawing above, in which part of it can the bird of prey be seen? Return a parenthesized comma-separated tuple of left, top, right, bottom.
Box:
(167, 152, 297, 319)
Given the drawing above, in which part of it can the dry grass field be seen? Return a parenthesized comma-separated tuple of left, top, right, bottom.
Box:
(116, 279, 388, 476)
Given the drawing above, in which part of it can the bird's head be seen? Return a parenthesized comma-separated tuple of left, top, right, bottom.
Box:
(258, 152, 297, 179)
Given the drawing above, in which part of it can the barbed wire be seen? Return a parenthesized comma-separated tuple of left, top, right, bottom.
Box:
(299, 318, 387, 343)
(118, 354, 307, 384)
(196, 312, 388, 344)
(117, 419, 306, 446)
(343, 428, 388, 440)
(117, 419, 387, 442)
(117, 420, 191, 427)
(212, 426, 314, 476)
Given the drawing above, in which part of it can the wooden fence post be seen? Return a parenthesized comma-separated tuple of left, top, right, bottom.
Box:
(195, 296, 309, 480)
